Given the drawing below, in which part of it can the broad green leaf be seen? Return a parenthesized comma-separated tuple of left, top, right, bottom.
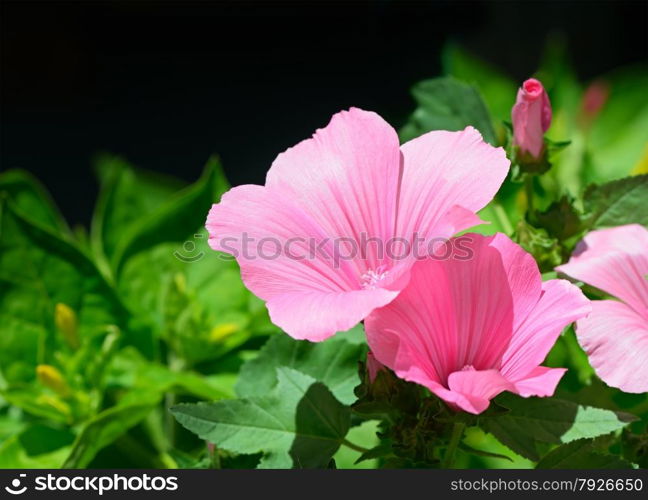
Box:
(400, 76, 497, 145)
(91, 154, 186, 263)
(0, 200, 132, 381)
(536, 439, 633, 469)
(235, 332, 366, 404)
(0, 169, 70, 235)
(111, 156, 229, 275)
(0, 434, 70, 468)
(583, 175, 648, 229)
(480, 394, 634, 461)
(442, 43, 517, 126)
(172, 367, 351, 468)
(62, 400, 158, 468)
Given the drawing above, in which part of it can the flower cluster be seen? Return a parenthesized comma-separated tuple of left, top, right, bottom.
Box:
(206, 88, 645, 414)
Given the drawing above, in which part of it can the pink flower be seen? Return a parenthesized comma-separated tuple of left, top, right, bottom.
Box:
(511, 78, 552, 158)
(556, 224, 648, 393)
(206, 108, 509, 341)
(365, 233, 590, 414)
(366, 351, 386, 383)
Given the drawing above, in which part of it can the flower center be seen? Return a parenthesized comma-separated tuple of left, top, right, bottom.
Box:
(360, 266, 389, 289)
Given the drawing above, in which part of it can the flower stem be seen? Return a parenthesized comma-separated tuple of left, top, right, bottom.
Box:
(525, 176, 534, 213)
(342, 438, 370, 454)
(442, 422, 465, 469)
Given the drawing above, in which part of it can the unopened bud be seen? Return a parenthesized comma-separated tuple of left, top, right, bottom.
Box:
(36, 364, 71, 397)
(55, 303, 79, 349)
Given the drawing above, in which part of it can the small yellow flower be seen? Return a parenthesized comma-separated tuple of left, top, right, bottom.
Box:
(36, 365, 71, 398)
(55, 303, 79, 349)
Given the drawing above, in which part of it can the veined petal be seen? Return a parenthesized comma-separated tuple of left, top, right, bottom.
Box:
(365, 234, 541, 388)
(575, 300, 648, 393)
(265, 107, 401, 272)
(556, 224, 648, 318)
(396, 126, 509, 248)
(500, 279, 590, 381)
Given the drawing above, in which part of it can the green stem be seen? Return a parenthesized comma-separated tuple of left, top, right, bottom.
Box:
(525, 176, 534, 213)
(342, 438, 370, 454)
(492, 201, 514, 236)
(442, 422, 465, 469)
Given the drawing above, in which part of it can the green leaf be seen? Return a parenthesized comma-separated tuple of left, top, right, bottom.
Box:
(442, 43, 517, 126)
(111, 156, 230, 275)
(536, 439, 633, 469)
(400, 76, 497, 145)
(0, 200, 132, 381)
(62, 400, 158, 468)
(0, 169, 70, 235)
(91, 154, 186, 264)
(0, 435, 70, 468)
(583, 175, 648, 229)
(172, 367, 351, 468)
(480, 394, 634, 461)
(235, 332, 366, 404)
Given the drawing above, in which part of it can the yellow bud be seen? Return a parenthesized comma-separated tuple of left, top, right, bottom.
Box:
(209, 323, 239, 342)
(36, 365, 71, 398)
(55, 303, 79, 349)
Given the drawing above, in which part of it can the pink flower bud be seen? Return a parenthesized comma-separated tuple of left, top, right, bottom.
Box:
(511, 78, 552, 158)
(366, 351, 386, 383)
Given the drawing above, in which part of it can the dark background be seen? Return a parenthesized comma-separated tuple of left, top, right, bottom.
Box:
(1, 0, 647, 226)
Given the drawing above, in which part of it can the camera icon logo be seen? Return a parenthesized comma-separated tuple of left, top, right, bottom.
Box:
(174, 234, 206, 263)
(5, 474, 27, 495)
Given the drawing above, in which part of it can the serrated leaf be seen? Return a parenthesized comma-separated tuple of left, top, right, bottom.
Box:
(400, 76, 497, 145)
(583, 174, 648, 229)
(536, 439, 633, 469)
(172, 367, 351, 469)
(235, 331, 366, 404)
(480, 394, 633, 461)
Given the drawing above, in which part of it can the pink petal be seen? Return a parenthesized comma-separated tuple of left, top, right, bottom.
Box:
(365, 233, 542, 389)
(265, 108, 401, 272)
(511, 366, 567, 397)
(206, 109, 404, 340)
(396, 127, 509, 248)
(445, 368, 515, 414)
(556, 224, 648, 318)
(265, 288, 399, 342)
(575, 300, 648, 393)
(500, 279, 590, 381)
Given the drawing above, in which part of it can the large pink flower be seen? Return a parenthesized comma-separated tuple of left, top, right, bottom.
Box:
(365, 233, 590, 414)
(556, 224, 648, 393)
(206, 108, 509, 341)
